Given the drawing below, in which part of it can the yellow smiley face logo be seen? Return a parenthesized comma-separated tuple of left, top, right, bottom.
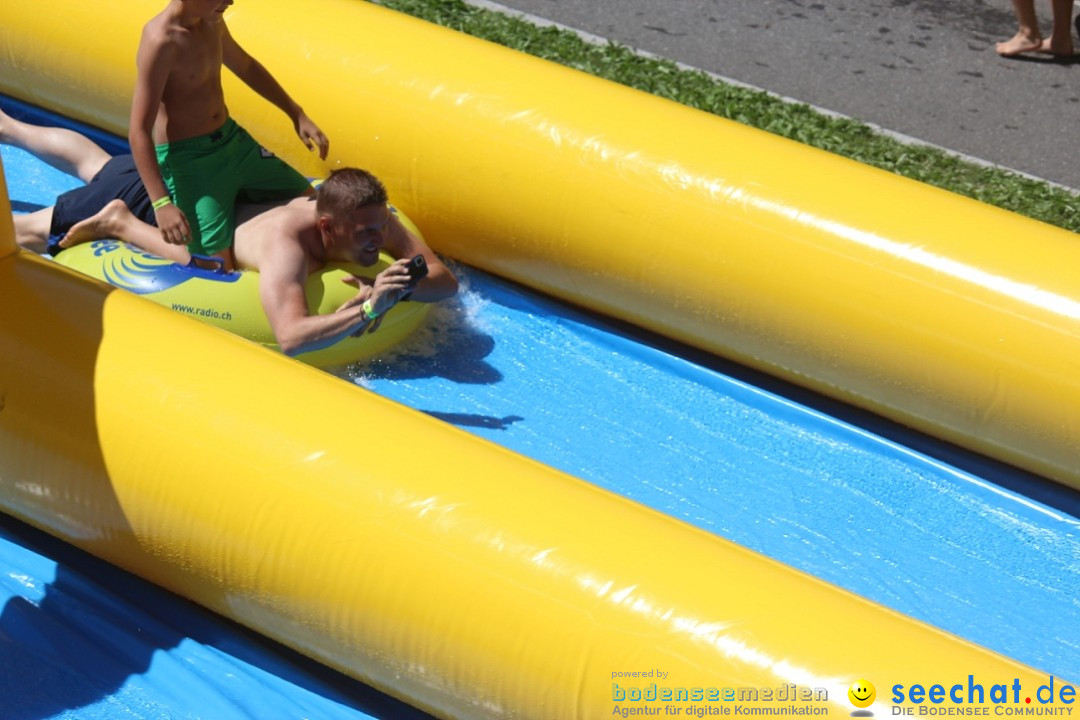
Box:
(848, 679, 876, 708)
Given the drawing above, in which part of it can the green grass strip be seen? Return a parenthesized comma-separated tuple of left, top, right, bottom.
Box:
(374, 0, 1078, 233)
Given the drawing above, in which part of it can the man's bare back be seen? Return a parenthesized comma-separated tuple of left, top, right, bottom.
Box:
(233, 196, 325, 274)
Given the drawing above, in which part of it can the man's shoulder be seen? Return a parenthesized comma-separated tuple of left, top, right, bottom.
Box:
(140, 13, 184, 49)
(235, 199, 317, 272)
(141, 6, 211, 46)
(272, 197, 318, 234)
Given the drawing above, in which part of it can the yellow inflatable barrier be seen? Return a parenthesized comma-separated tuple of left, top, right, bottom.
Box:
(0, 2, 1076, 720)
(0, 233, 1063, 718)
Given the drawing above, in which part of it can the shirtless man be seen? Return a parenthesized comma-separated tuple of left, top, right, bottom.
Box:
(132, 0, 328, 267)
(3, 108, 457, 357)
(74, 170, 457, 357)
(233, 170, 458, 356)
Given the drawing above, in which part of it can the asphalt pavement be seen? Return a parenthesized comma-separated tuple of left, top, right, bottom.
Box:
(470, 0, 1080, 192)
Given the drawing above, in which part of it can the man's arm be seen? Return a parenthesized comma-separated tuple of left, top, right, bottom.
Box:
(220, 24, 329, 160)
(259, 240, 410, 357)
(130, 26, 190, 245)
(382, 212, 459, 302)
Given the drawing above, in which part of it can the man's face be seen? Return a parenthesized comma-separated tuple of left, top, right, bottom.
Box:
(325, 204, 391, 266)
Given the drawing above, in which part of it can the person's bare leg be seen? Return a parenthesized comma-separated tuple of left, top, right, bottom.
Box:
(13, 207, 54, 253)
(996, 0, 1045, 55)
(0, 107, 110, 183)
(210, 248, 236, 272)
(61, 199, 192, 264)
(1043, 0, 1076, 54)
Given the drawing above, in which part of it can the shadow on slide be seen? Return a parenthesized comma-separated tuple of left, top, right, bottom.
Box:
(0, 513, 436, 720)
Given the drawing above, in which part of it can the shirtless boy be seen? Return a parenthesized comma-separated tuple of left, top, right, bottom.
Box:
(131, 0, 329, 269)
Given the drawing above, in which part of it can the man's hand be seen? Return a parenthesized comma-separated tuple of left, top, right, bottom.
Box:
(341, 259, 414, 334)
(155, 203, 191, 245)
(368, 258, 415, 314)
(295, 112, 329, 160)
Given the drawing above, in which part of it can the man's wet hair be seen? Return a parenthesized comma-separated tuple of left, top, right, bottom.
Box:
(316, 168, 388, 218)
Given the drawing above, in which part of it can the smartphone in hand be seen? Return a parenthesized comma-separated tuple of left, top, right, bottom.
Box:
(406, 255, 429, 283)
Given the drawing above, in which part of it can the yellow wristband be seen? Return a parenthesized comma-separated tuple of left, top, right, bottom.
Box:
(152, 196, 173, 210)
(361, 299, 380, 320)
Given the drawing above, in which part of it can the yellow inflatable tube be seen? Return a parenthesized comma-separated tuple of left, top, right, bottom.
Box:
(0, 0, 1077, 487)
(53, 236, 429, 368)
